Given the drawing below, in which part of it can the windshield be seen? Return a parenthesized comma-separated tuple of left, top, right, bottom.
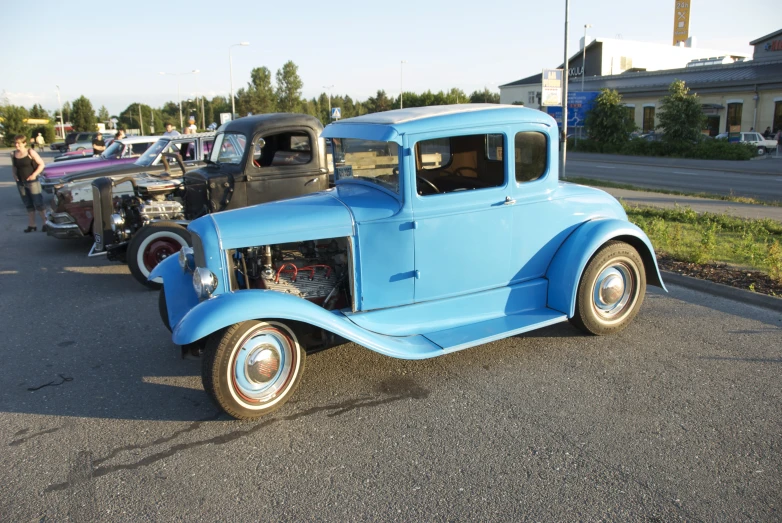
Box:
(135, 138, 169, 167)
(102, 141, 123, 159)
(209, 132, 247, 164)
(332, 138, 400, 194)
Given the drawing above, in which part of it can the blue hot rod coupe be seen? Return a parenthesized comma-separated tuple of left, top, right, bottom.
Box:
(152, 105, 666, 420)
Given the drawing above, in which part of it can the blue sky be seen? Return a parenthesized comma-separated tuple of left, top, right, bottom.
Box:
(1, 0, 776, 115)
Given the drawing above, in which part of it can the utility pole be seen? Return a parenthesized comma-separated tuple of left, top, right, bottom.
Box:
(138, 104, 143, 134)
(323, 85, 334, 120)
(55, 85, 65, 139)
(561, 0, 570, 180)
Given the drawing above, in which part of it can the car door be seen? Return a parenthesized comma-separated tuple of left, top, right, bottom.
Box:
(244, 128, 328, 205)
(411, 131, 513, 303)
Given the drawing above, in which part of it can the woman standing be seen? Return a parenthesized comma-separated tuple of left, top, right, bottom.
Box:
(11, 134, 46, 232)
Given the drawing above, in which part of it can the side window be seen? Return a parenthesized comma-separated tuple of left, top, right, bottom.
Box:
(255, 131, 313, 168)
(130, 143, 149, 156)
(415, 134, 505, 196)
(514, 132, 547, 183)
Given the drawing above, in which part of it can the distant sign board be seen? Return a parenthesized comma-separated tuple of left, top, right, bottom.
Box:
(672, 0, 691, 45)
(545, 91, 599, 128)
(220, 112, 232, 124)
(541, 69, 563, 106)
(331, 107, 342, 119)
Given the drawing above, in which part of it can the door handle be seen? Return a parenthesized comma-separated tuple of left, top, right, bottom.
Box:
(304, 177, 319, 186)
(503, 196, 516, 205)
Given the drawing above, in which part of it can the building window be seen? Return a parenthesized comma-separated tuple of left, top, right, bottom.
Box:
(528, 91, 537, 104)
(773, 102, 782, 135)
(642, 107, 655, 133)
(625, 106, 635, 125)
(726, 102, 743, 132)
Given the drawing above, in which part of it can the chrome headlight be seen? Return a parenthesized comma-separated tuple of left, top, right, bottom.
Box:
(193, 267, 218, 299)
(178, 246, 195, 272)
(110, 213, 124, 232)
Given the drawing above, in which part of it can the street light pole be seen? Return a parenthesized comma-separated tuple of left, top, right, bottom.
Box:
(55, 85, 65, 139)
(160, 70, 199, 131)
(581, 24, 592, 92)
(229, 42, 250, 120)
(400, 60, 407, 109)
(323, 85, 334, 120)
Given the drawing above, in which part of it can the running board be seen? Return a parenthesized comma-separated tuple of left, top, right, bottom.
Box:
(424, 308, 568, 353)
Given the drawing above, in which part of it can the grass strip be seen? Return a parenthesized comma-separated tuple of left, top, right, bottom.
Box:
(622, 203, 782, 284)
(568, 176, 782, 207)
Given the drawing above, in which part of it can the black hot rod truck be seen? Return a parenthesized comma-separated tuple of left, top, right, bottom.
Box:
(91, 114, 330, 288)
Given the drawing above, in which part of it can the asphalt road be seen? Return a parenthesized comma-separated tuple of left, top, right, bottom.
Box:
(1, 153, 781, 521)
(567, 155, 782, 202)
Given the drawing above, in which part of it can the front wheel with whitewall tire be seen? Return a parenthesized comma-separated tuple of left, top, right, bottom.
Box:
(570, 240, 647, 336)
(757, 147, 765, 156)
(201, 320, 306, 420)
(127, 222, 191, 289)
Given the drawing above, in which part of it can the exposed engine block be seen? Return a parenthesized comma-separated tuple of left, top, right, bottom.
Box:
(139, 200, 185, 223)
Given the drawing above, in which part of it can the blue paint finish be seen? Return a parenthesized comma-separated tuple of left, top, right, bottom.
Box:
(207, 191, 354, 249)
(424, 309, 567, 351)
(167, 105, 662, 361)
(546, 218, 666, 317)
(345, 278, 548, 336)
(172, 290, 445, 360)
(150, 255, 200, 328)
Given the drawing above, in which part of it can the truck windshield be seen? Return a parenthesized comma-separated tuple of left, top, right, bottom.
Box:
(210, 132, 247, 165)
(332, 138, 400, 194)
(101, 140, 123, 159)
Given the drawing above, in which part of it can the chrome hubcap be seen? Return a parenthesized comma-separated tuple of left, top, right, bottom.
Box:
(232, 329, 293, 404)
(593, 263, 634, 319)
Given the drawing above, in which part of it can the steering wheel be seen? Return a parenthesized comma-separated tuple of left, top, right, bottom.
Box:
(416, 176, 440, 196)
(453, 166, 479, 177)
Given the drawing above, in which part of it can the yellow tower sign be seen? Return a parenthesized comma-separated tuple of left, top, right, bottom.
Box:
(672, 1, 691, 45)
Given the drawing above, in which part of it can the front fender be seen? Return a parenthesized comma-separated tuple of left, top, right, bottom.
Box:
(171, 290, 442, 360)
(151, 255, 200, 328)
(546, 218, 666, 317)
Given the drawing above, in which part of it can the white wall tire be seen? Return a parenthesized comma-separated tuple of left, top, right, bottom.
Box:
(202, 321, 305, 420)
(127, 222, 191, 289)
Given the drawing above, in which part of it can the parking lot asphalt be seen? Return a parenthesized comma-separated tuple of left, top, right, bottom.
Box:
(1, 152, 780, 520)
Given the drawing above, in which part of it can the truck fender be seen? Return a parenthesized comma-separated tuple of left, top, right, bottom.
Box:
(546, 218, 666, 317)
(171, 290, 442, 360)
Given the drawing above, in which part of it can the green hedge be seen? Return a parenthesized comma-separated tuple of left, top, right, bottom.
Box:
(569, 137, 756, 160)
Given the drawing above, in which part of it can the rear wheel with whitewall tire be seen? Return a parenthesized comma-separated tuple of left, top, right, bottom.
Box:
(570, 241, 647, 336)
(127, 222, 191, 289)
(201, 320, 306, 420)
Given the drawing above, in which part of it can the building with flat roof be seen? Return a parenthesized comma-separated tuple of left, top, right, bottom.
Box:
(500, 30, 782, 136)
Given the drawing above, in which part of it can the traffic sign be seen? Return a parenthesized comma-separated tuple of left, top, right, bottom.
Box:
(331, 107, 342, 119)
(545, 91, 599, 128)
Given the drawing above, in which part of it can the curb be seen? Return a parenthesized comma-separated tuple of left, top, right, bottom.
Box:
(569, 156, 782, 177)
(661, 270, 782, 312)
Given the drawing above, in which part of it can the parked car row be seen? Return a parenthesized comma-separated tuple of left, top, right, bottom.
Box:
(40, 106, 664, 421)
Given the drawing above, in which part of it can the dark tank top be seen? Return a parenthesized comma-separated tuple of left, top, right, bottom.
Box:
(12, 151, 37, 181)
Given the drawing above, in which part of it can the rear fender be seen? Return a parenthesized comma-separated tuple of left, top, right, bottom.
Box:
(171, 290, 441, 360)
(547, 218, 666, 317)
